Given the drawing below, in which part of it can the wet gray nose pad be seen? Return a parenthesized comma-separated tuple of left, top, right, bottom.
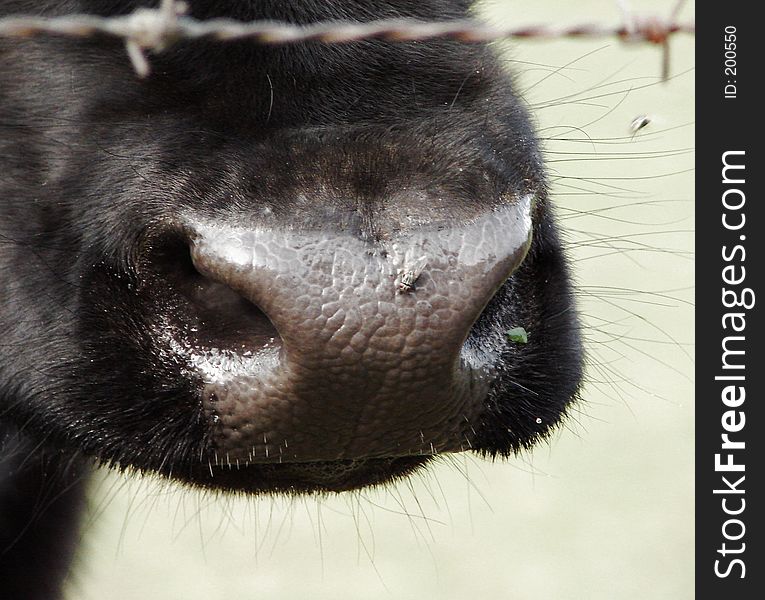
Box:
(184, 195, 533, 462)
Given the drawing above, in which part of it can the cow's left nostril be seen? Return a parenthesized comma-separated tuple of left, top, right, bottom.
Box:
(145, 232, 282, 356)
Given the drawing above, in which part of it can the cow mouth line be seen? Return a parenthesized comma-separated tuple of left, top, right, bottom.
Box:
(188, 455, 433, 494)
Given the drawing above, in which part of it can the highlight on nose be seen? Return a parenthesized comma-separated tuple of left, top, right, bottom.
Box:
(165, 196, 534, 464)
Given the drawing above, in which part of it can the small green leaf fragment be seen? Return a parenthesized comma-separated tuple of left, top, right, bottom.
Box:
(506, 327, 529, 344)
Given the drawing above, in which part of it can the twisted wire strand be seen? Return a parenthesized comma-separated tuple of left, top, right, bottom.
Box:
(0, 0, 695, 78)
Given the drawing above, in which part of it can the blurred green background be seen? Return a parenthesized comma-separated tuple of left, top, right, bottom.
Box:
(65, 1, 695, 599)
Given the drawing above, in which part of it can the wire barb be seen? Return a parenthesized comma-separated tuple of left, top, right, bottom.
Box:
(0, 0, 695, 78)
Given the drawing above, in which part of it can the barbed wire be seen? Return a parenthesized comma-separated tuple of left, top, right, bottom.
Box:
(0, 0, 694, 79)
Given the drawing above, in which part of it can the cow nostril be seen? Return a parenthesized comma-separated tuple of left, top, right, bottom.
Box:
(146, 233, 281, 355)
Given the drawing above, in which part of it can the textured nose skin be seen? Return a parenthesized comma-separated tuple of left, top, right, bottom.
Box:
(186, 196, 533, 463)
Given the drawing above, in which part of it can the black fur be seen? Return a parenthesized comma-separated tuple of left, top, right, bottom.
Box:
(0, 1, 583, 596)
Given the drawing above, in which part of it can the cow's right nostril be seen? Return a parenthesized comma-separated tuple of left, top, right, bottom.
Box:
(146, 233, 282, 356)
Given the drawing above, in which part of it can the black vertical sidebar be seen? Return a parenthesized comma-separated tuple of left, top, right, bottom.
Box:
(697, 3, 762, 599)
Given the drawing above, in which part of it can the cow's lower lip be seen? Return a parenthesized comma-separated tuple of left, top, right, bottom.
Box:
(182, 455, 431, 493)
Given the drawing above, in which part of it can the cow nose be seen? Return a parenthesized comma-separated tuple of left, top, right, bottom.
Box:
(171, 197, 533, 462)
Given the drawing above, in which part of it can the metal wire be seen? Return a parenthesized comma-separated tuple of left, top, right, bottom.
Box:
(0, 0, 694, 78)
